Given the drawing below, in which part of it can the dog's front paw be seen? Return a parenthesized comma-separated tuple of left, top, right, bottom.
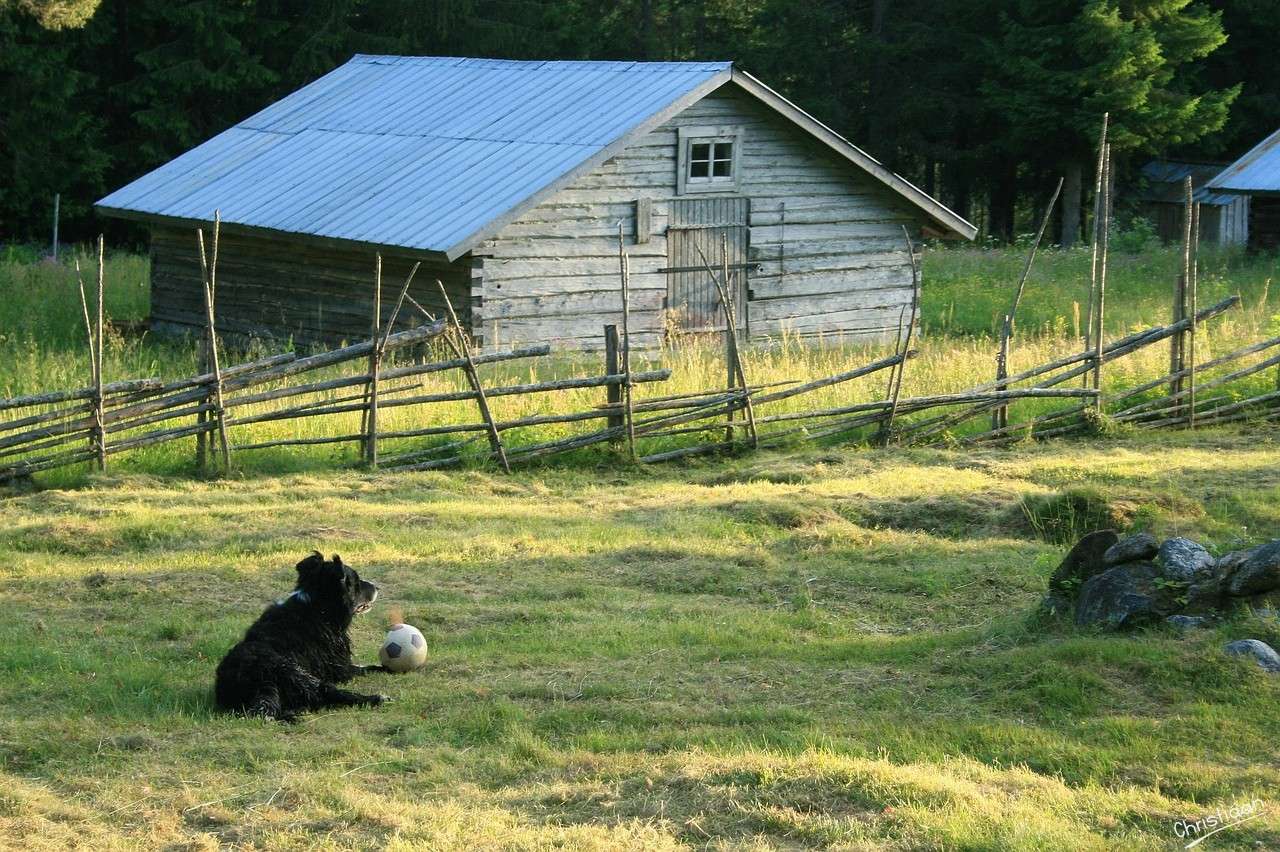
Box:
(375, 694, 393, 705)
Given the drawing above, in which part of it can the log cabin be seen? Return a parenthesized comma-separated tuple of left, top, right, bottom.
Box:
(96, 55, 976, 351)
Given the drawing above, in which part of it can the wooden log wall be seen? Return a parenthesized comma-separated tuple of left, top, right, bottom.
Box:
(475, 86, 923, 351)
(150, 226, 471, 347)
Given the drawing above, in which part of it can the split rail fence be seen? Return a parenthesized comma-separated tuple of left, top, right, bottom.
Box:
(4, 150, 1280, 483)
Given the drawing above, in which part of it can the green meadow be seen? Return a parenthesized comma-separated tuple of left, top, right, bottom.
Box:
(1, 242, 1279, 849)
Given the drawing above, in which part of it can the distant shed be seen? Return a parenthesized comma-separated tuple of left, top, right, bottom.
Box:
(1206, 128, 1280, 252)
(1137, 160, 1248, 246)
(97, 56, 975, 351)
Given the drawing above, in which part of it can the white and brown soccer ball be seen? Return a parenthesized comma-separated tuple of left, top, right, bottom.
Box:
(379, 623, 428, 673)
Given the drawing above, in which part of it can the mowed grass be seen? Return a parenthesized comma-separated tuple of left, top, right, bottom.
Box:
(0, 242, 1278, 485)
(2, 242, 1280, 848)
(2, 433, 1280, 849)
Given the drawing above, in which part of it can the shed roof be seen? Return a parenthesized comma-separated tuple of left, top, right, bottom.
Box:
(1137, 160, 1238, 206)
(97, 55, 975, 258)
(1206, 127, 1280, 196)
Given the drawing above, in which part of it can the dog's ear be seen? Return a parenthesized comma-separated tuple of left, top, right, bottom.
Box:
(331, 554, 344, 568)
(296, 551, 325, 575)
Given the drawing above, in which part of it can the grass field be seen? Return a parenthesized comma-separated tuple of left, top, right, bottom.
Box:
(2, 243, 1280, 849)
(2, 433, 1279, 849)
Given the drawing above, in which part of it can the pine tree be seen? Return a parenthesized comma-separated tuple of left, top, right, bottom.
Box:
(975, 0, 1236, 244)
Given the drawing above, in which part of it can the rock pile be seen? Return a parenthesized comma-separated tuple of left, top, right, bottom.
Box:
(1042, 530, 1280, 629)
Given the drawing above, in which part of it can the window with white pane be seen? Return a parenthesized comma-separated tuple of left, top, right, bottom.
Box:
(677, 126, 743, 194)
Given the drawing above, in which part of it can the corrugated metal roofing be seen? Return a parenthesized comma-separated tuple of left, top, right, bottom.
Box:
(97, 55, 732, 256)
(1207, 127, 1280, 195)
(1137, 160, 1237, 206)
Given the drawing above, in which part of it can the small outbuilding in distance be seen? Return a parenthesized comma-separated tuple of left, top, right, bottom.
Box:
(1136, 160, 1249, 246)
(1207, 127, 1280, 253)
(97, 55, 976, 351)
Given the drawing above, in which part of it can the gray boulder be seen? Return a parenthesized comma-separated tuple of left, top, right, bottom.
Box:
(1224, 639, 1280, 673)
(1224, 541, 1280, 597)
(1048, 529, 1119, 599)
(1166, 614, 1210, 631)
(1157, 537, 1215, 582)
(1103, 532, 1158, 566)
(1075, 561, 1178, 629)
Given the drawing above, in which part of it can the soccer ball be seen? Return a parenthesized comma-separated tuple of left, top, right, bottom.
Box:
(379, 623, 427, 673)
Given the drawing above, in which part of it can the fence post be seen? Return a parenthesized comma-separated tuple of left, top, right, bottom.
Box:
(1182, 198, 1192, 424)
(196, 226, 231, 474)
(366, 254, 382, 467)
(51, 194, 60, 262)
(604, 324, 622, 439)
(92, 236, 106, 471)
(723, 238, 737, 444)
(1172, 176, 1192, 417)
(618, 224, 637, 461)
(1091, 144, 1111, 411)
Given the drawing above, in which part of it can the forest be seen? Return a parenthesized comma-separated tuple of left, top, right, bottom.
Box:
(1, 0, 1276, 248)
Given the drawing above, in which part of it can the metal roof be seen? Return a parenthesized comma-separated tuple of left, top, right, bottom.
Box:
(97, 55, 975, 258)
(1207, 127, 1280, 196)
(1137, 160, 1238, 206)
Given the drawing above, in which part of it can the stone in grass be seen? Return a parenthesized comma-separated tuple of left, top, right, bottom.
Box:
(1157, 537, 1215, 583)
(1166, 614, 1210, 632)
(1224, 639, 1280, 673)
(1044, 529, 1119, 612)
(1224, 541, 1280, 598)
(1075, 561, 1178, 629)
(1103, 532, 1159, 567)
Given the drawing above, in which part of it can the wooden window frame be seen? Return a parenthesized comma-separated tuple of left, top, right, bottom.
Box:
(677, 125, 744, 195)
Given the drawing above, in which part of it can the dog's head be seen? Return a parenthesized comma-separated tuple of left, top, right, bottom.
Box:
(294, 552, 378, 620)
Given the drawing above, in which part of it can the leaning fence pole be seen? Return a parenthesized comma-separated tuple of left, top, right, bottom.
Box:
(74, 257, 100, 469)
(196, 229, 231, 473)
(437, 280, 510, 473)
(617, 223, 637, 461)
(1091, 145, 1111, 409)
(995, 177, 1063, 429)
(879, 226, 919, 444)
(93, 236, 106, 471)
(692, 240, 757, 448)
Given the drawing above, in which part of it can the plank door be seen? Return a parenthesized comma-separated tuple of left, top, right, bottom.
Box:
(666, 197, 749, 334)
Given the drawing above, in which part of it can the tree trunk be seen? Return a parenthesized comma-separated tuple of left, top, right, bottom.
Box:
(988, 163, 1018, 243)
(1060, 161, 1083, 248)
(866, 0, 890, 150)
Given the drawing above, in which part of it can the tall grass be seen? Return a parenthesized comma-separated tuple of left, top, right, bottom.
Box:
(1, 241, 1277, 484)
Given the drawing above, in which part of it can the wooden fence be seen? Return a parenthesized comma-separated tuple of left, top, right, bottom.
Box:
(3, 161, 1280, 483)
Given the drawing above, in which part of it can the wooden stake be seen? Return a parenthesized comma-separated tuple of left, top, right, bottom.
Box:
(93, 236, 106, 472)
(51, 193, 59, 262)
(437, 280, 509, 473)
(604, 325, 622, 439)
(196, 229, 231, 473)
(366, 254, 382, 466)
(1091, 144, 1111, 408)
(1182, 198, 1192, 424)
(618, 223, 637, 461)
(1173, 175, 1193, 415)
(1084, 113, 1109, 362)
(995, 177, 1063, 429)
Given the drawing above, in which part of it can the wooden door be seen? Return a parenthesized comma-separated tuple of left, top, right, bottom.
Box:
(665, 197, 749, 334)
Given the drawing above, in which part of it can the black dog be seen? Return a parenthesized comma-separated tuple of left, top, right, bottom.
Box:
(215, 552, 390, 722)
